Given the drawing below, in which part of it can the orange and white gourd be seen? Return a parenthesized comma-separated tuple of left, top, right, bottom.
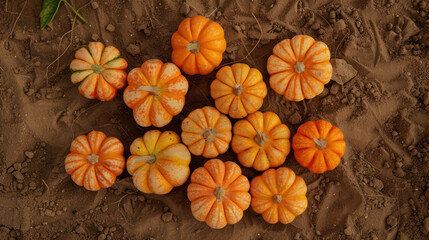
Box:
(187, 159, 251, 229)
(267, 35, 332, 101)
(70, 42, 128, 101)
(127, 130, 191, 194)
(65, 131, 125, 191)
(123, 59, 189, 128)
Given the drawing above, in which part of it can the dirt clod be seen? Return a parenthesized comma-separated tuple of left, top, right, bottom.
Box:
(161, 212, 174, 223)
(288, 112, 302, 124)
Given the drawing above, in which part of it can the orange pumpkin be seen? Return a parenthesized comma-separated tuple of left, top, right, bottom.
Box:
(181, 106, 232, 158)
(210, 63, 267, 119)
(70, 42, 128, 101)
(267, 35, 332, 101)
(123, 59, 189, 128)
(250, 167, 308, 224)
(65, 131, 125, 191)
(171, 15, 226, 75)
(292, 120, 346, 173)
(231, 111, 291, 171)
(126, 130, 191, 194)
(187, 159, 251, 229)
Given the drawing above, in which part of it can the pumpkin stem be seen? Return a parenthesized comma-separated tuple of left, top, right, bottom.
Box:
(313, 137, 327, 150)
(214, 187, 226, 202)
(132, 155, 157, 165)
(233, 83, 243, 96)
(294, 62, 305, 74)
(91, 64, 103, 74)
(187, 41, 200, 54)
(86, 153, 99, 164)
(254, 129, 269, 147)
(138, 86, 159, 96)
(201, 127, 217, 143)
(273, 194, 282, 204)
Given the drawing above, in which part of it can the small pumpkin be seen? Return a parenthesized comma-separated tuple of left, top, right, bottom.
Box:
(210, 63, 267, 119)
(123, 59, 189, 128)
(181, 106, 232, 158)
(267, 35, 332, 101)
(250, 167, 308, 224)
(127, 130, 191, 194)
(187, 159, 251, 229)
(171, 15, 226, 75)
(70, 42, 128, 101)
(65, 131, 125, 191)
(231, 111, 290, 171)
(292, 120, 346, 173)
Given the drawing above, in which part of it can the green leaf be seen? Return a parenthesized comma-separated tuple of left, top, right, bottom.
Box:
(40, 0, 62, 29)
(39, 0, 87, 29)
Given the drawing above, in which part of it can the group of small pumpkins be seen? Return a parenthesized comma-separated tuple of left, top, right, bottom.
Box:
(65, 15, 346, 229)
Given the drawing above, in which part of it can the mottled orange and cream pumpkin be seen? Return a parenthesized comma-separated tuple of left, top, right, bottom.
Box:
(65, 131, 125, 191)
(292, 120, 346, 173)
(210, 63, 267, 119)
(127, 130, 191, 195)
(267, 35, 332, 101)
(70, 42, 128, 101)
(250, 167, 308, 224)
(123, 59, 189, 128)
(231, 111, 291, 171)
(181, 106, 232, 158)
(171, 15, 226, 75)
(187, 159, 251, 229)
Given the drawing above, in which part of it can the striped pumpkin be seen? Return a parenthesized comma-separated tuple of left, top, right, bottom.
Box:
(210, 63, 267, 119)
(231, 111, 291, 171)
(127, 130, 191, 195)
(123, 59, 189, 128)
(187, 159, 251, 229)
(65, 131, 125, 191)
(181, 106, 232, 158)
(70, 42, 128, 101)
(267, 35, 332, 101)
(250, 167, 308, 224)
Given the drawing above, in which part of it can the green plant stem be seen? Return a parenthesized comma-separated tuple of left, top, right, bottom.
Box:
(63, 0, 87, 23)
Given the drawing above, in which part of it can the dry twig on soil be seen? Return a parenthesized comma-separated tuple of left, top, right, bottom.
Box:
(217, 12, 262, 68)
(8, 0, 27, 39)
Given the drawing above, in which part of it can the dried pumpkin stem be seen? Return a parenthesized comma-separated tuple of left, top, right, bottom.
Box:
(91, 64, 103, 74)
(86, 153, 99, 164)
(294, 62, 305, 74)
(233, 83, 243, 95)
(214, 187, 226, 202)
(273, 194, 282, 204)
(187, 41, 200, 54)
(254, 129, 269, 147)
(133, 155, 157, 165)
(201, 127, 217, 143)
(313, 138, 327, 150)
(138, 86, 159, 96)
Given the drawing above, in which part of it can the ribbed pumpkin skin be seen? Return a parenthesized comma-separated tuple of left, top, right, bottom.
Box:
(70, 42, 128, 101)
(171, 15, 226, 75)
(126, 130, 191, 195)
(65, 131, 125, 191)
(181, 106, 232, 158)
(210, 63, 267, 119)
(187, 159, 251, 229)
(267, 35, 332, 101)
(231, 111, 291, 171)
(292, 120, 346, 173)
(250, 167, 308, 224)
(123, 59, 189, 128)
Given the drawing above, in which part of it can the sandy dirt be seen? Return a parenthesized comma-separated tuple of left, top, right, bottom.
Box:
(1, 0, 429, 239)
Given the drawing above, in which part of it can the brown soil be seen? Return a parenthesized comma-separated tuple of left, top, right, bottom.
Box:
(1, 0, 429, 239)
